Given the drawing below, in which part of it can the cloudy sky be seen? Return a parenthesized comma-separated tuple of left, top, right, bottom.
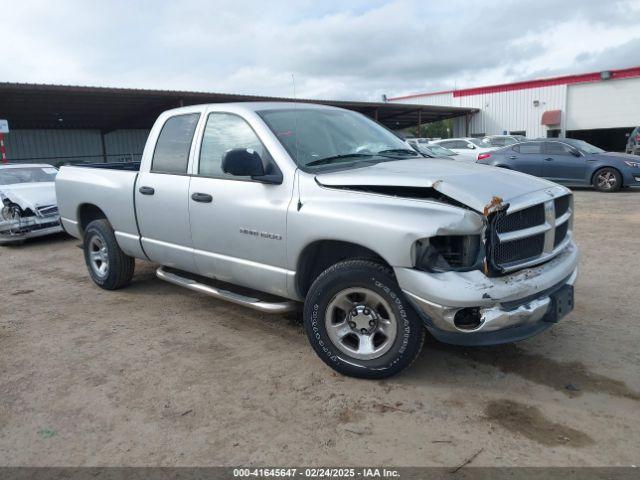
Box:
(4, 0, 640, 100)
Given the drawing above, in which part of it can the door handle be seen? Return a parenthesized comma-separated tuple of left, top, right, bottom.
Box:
(138, 186, 155, 195)
(191, 192, 213, 203)
(508, 155, 517, 159)
(544, 157, 554, 161)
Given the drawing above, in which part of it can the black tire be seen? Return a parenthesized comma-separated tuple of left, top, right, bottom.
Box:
(83, 219, 134, 290)
(592, 167, 622, 192)
(303, 259, 424, 379)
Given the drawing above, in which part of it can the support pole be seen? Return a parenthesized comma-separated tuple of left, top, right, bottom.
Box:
(417, 111, 422, 138)
(100, 130, 108, 163)
(0, 133, 7, 164)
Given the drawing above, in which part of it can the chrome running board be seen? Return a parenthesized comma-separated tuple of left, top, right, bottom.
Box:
(156, 266, 298, 314)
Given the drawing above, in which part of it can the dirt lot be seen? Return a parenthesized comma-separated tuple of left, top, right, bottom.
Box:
(1, 189, 639, 467)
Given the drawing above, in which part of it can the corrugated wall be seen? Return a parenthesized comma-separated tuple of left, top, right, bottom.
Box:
(391, 85, 568, 138)
(103, 129, 150, 160)
(4, 129, 149, 165)
(458, 85, 567, 138)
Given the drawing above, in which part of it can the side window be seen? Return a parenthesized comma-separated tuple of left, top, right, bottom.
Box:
(439, 141, 454, 148)
(151, 113, 200, 174)
(518, 142, 543, 154)
(198, 112, 273, 178)
(545, 142, 573, 155)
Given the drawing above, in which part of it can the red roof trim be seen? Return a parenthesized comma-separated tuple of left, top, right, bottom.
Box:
(388, 66, 640, 101)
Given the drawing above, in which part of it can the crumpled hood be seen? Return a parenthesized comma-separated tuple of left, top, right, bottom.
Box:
(0, 182, 57, 212)
(315, 158, 561, 213)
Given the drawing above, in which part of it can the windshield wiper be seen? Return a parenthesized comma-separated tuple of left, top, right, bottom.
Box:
(306, 153, 373, 167)
(376, 148, 419, 157)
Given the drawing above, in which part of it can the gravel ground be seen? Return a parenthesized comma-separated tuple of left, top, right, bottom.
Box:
(1, 189, 639, 467)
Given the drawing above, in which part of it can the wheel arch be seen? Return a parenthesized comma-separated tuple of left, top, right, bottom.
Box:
(77, 203, 108, 236)
(295, 239, 390, 298)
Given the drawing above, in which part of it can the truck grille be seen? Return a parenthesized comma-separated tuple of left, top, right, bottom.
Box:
(36, 205, 59, 217)
(494, 233, 546, 265)
(495, 204, 545, 233)
(488, 194, 572, 274)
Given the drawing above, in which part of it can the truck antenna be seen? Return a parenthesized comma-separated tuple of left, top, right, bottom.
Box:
(292, 73, 302, 210)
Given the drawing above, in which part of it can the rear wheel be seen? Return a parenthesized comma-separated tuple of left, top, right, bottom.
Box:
(83, 219, 134, 289)
(303, 259, 424, 379)
(593, 167, 622, 192)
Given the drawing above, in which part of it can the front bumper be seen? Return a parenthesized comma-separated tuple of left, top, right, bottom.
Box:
(0, 217, 64, 244)
(396, 242, 579, 346)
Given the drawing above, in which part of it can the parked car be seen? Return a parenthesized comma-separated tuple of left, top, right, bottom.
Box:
(0, 163, 63, 244)
(430, 138, 497, 161)
(625, 127, 640, 155)
(56, 102, 578, 379)
(482, 135, 527, 147)
(407, 140, 457, 158)
(476, 138, 640, 192)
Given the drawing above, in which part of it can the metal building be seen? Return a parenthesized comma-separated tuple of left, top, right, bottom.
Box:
(0, 83, 475, 166)
(388, 65, 640, 151)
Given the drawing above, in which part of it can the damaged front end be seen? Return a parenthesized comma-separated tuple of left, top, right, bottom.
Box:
(0, 193, 62, 244)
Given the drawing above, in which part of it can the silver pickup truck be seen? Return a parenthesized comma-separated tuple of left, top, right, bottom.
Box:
(56, 102, 578, 379)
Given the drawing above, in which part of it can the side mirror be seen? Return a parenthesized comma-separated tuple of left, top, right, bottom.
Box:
(469, 144, 476, 149)
(222, 148, 282, 184)
(570, 148, 582, 157)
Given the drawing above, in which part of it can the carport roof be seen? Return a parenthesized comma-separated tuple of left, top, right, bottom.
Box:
(0, 82, 477, 131)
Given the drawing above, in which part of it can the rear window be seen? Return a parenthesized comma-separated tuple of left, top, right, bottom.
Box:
(151, 114, 200, 174)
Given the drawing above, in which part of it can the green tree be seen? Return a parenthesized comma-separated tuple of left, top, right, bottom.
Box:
(405, 118, 453, 139)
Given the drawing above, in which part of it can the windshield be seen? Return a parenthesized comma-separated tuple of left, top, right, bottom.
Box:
(0, 167, 58, 186)
(258, 108, 418, 170)
(468, 138, 488, 147)
(424, 144, 456, 156)
(570, 139, 605, 154)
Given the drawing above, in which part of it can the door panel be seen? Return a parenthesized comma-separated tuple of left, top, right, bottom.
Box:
(189, 177, 290, 297)
(542, 143, 587, 184)
(135, 173, 196, 272)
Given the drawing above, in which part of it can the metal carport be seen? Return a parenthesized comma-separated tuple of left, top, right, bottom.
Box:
(0, 82, 477, 164)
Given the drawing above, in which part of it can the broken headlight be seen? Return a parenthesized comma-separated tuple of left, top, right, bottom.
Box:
(1, 204, 22, 222)
(414, 235, 483, 272)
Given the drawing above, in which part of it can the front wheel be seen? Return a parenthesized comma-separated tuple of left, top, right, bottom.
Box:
(303, 259, 425, 379)
(593, 167, 622, 192)
(83, 219, 135, 290)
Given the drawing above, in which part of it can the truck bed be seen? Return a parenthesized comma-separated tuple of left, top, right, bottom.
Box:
(55, 164, 141, 256)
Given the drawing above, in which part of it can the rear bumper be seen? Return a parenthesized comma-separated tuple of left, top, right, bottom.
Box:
(396, 242, 579, 345)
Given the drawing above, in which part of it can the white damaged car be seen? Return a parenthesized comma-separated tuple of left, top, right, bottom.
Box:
(0, 164, 64, 244)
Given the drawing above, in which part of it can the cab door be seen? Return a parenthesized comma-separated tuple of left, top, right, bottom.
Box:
(542, 141, 587, 184)
(187, 111, 290, 298)
(135, 112, 200, 272)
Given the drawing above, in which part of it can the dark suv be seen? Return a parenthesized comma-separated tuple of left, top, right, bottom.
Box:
(626, 127, 640, 156)
(477, 138, 640, 192)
